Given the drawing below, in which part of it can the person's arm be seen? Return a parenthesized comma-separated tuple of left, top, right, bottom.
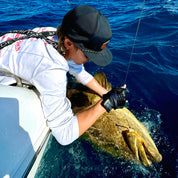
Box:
(76, 99, 106, 136)
(85, 77, 108, 97)
(75, 76, 109, 137)
(76, 86, 129, 136)
(68, 61, 108, 96)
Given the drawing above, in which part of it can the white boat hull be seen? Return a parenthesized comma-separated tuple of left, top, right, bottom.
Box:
(0, 85, 50, 177)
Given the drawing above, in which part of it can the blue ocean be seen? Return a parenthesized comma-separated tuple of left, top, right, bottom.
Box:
(0, 0, 177, 177)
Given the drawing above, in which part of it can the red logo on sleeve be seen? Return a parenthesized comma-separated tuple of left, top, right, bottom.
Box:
(15, 40, 23, 51)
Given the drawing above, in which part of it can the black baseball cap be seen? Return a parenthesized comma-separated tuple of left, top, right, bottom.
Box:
(61, 5, 112, 66)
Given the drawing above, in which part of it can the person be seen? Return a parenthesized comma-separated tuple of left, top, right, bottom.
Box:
(0, 5, 128, 145)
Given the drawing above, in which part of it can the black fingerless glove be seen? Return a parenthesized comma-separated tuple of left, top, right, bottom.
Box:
(102, 87, 129, 112)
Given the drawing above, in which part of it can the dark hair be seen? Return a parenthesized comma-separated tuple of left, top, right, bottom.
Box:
(56, 25, 66, 55)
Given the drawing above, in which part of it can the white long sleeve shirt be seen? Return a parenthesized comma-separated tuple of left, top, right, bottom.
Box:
(0, 27, 93, 145)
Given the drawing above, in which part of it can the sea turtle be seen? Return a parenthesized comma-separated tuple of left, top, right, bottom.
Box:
(67, 72, 162, 166)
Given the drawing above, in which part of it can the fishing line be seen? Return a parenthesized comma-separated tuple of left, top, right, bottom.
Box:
(67, 0, 71, 8)
(122, 0, 146, 129)
(124, 0, 146, 84)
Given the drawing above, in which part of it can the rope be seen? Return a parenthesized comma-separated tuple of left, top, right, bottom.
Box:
(0, 69, 22, 87)
(0, 30, 58, 50)
(124, 0, 146, 84)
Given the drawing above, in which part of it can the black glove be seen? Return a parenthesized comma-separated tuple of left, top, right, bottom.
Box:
(102, 87, 129, 112)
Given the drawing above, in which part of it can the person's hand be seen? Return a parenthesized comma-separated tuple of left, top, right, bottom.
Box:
(102, 84, 129, 112)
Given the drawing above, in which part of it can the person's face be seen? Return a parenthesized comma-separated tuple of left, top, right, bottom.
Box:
(64, 38, 90, 65)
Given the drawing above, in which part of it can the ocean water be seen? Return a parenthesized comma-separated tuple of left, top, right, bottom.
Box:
(0, 0, 177, 177)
